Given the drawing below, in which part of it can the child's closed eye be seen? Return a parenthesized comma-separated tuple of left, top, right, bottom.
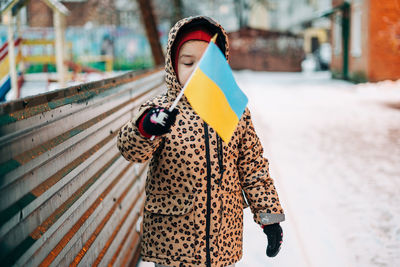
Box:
(183, 62, 194, 66)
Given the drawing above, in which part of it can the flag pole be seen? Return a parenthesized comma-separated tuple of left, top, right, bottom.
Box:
(150, 34, 218, 140)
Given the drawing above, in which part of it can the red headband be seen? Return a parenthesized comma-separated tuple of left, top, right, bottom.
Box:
(173, 28, 213, 78)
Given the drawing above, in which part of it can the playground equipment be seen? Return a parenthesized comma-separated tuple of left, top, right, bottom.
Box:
(0, 67, 164, 266)
(0, 37, 24, 101)
(21, 39, 112, 89)
(1, 0, 69, 101)
(1, 1, 115, 102)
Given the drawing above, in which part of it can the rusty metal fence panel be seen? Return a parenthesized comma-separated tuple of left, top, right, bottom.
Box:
(0, 68, 165, 266)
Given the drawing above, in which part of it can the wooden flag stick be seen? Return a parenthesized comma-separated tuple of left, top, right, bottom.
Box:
(210, 33, 218, 44)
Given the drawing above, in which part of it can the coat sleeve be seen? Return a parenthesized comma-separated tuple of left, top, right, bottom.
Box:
(237, 108, 285, 225)
(117, 101, 164, 163)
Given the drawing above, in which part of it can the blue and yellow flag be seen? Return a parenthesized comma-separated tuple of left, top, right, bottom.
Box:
(183, 36, 248, 143)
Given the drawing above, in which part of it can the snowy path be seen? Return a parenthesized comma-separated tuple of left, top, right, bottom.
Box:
(138, 71, 400, 267)
(235, 71, 400, 267)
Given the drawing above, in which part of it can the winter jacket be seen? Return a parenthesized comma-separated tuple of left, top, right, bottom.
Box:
(117, 16, 285, 267)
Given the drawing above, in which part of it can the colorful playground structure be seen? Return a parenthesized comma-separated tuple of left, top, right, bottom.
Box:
(0, 37, 24, 101)
(0, 0, 113, 102)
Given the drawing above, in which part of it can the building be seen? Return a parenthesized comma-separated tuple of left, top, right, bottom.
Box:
(246, 0, 332, 69)
(26, 0, 118, 27)
(228, 28, 304, 72)
(328, 0, 400, 82)
(269, 0, 332, 53)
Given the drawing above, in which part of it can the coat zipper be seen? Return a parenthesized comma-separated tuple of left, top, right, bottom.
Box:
(216, 135, 224, 187)
(203, 122, 212, 267)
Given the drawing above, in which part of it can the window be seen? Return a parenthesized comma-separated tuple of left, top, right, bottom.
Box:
(334, 13, 342, 55)
(351, 7, 362, 57)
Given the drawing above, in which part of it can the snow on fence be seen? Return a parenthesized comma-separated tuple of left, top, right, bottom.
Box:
(0, 67, 165, 266)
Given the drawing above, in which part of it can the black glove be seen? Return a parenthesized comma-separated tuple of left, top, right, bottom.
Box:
(140, 107, 178, 136)
(263, 223, 283, 257)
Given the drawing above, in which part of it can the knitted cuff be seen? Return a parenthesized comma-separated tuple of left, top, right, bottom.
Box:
(137, 112, 152, 139)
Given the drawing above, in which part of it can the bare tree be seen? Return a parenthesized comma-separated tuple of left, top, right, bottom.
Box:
(171, 0, 184, 25)
(137, 0, 165, 66)
(233, 0, 250, 28)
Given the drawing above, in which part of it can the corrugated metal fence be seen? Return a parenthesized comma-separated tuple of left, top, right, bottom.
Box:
(0, 68, 165, 266)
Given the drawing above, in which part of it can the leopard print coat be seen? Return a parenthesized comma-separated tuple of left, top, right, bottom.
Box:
(117, 16, 285, 267)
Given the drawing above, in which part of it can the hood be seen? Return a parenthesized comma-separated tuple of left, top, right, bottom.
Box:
(165, 16, 230, 100)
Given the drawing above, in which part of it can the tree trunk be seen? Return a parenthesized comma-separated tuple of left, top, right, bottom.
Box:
(137, 0, 165, 66)
(234, 0, 250, 29)
(172, 0, 184, 25)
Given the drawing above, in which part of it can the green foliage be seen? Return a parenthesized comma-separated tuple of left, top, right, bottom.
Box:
(331, 69, 343, 79)
(24, 59, 154, 74)
(331, 69, 368, 83)
(349, 71, 368, 84)
(26, 64, 57, 73)
(85, 62, 106, 71)
(113, 58, 154, 71)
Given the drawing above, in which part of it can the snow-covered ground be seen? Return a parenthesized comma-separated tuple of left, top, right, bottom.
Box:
(137, 70, 400, 267)
(235, 71, 400, 267)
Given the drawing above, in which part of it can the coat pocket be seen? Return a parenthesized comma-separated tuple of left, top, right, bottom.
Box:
(142, 193, 196, 259)
(218, 190, 244, 260)
(221, 190, 244, 230)
(144, 193, 195, 215)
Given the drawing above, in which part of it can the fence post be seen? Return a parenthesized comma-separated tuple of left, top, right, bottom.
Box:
(54, 10, 66, 87)
(6, 11, 18, 100)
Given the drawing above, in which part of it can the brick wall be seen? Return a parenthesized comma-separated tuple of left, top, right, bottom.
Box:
(332, 0, 345, 7)
(368, 0, 400, 82)
(27, 0, 53, 27)
(27, 0, 117, 27)
(331, 0, 400, 82)
(228, 28, 304, 72)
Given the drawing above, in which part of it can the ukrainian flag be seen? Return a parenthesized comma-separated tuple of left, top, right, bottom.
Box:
(183, 36, 248, 143)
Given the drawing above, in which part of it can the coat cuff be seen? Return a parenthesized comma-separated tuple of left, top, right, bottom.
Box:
(137, 111, 152, 138)
(127, 107, 160, 146)
(133, 107, 155, 139)
(255, 213, 285, 225)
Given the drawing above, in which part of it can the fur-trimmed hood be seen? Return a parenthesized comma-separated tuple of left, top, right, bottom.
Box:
(164, 16, 230, 100)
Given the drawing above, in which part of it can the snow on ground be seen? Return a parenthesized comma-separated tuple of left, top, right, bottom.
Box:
(235, 71, 400, 267)
(136, 70, 400, 267)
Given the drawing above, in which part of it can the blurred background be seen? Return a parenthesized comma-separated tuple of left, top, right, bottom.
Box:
(1, 0, 399, 100)
(0, 0, 399, 267)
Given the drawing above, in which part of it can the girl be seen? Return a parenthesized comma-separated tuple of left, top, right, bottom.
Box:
(117, 16, 285, 267)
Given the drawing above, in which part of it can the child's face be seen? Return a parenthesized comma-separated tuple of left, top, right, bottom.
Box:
(177, 40, 208, 86)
